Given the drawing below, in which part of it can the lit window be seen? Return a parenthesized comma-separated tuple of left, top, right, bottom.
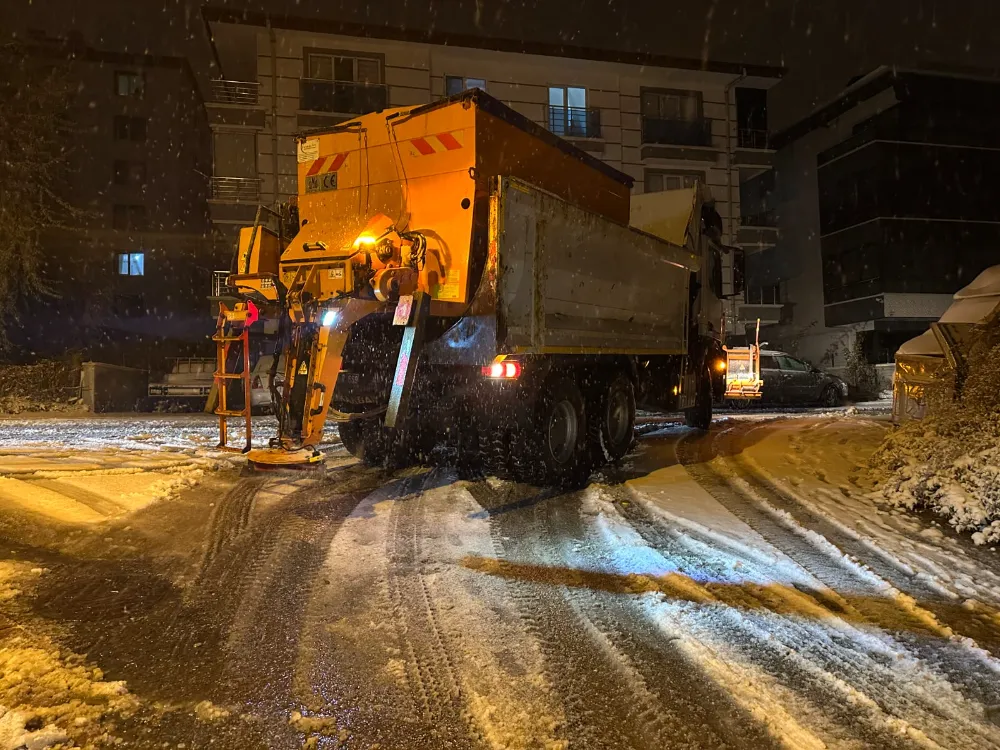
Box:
(115, 71, 144, 98)
(117, 252, 145, 276)
(446, 76, 487, 96)
(548, 86, 589, 136)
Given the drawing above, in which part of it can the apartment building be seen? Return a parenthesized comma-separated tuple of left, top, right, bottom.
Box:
(13, 31, 224, 363)
(201, 8, 783, 323)
(753, 68, 1000, 367)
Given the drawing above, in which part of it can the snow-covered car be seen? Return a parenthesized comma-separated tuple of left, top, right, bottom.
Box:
(147, 358, 215, 403)
(757, 350, 848, 407)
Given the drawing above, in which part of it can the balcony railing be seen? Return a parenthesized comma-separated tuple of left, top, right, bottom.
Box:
(210, 79, 260, 106)
(212, 270, 235, 298)
(737, 128, 771, 150)
(642, 117, 713, 147)
(300, 78, 388, 115)
(210, 176, 261, 202)
(547, 105, 601, 139)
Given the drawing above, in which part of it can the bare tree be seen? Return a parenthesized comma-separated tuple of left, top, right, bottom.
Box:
(0, 41, 78, 347)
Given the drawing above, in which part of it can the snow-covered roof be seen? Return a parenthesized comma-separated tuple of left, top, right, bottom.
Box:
(955, 265, 1000, 300)
(939, 295, 1000, 324)
(897, 329, 943, 357)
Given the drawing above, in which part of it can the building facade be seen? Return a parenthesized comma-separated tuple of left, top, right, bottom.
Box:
(201, 9, 783, 323)
(13, 32, 225, 365)
(753, 68, 1000, 366)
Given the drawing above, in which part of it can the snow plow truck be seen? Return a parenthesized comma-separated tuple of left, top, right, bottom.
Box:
(216, 89, 740, 483)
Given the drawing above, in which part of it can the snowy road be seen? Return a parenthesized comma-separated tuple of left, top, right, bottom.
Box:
(3, 414, 1000, 748)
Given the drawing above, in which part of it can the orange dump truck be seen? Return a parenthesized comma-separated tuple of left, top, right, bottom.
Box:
(223, 90, 738, 482)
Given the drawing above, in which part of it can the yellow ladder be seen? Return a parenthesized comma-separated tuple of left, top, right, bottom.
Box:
(213, 303, 253, 453)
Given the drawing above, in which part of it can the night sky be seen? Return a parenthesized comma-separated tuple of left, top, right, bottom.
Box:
(3, 0, 1000, 129)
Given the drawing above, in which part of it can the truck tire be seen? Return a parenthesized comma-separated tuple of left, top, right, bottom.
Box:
(590, 373, 635, 462)
(529, 376, 590, 485)
(338, 418, 388, 466)
(684, 367, 713, 431)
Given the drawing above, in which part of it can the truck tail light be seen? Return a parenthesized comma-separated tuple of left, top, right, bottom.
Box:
(482, 360, 521, 379)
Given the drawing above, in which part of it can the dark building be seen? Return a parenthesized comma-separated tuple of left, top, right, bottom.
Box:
(754, 68, 1000, 366)
(12, 32, 226, 365)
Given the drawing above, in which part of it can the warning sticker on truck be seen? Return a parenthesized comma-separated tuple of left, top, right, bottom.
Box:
(306, 172, 337, 194)
(297, 139, 319, 163)
(435, 269, 462, 301)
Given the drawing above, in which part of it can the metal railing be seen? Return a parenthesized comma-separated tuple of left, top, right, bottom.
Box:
(209, 176, 261, 202)
(212, 270, 235, 298)
(641, 117, 714, 147)
(737, 128, 770, 150)
(547, 105, 601, 139)
(300, 78, 388, 115)
(210, 79, 260, 106)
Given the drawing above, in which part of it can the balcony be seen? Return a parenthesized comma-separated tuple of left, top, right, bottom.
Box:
(737, 128, 771, 150)
(547, 105, 601, 139)
(209, 79, 260, 106)
(300, 78, 388, 115)
(212, 270, 235, 298)
(641, 117, 713, 147)
(209, 176, 260, 202)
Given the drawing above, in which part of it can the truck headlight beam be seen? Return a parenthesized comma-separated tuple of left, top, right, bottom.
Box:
(322, 309, 339, 327)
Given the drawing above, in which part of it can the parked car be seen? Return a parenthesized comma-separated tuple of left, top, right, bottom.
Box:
(249, 354, 284, 413)
(147, 358, 215, 407)
(755, 350, 848, 407)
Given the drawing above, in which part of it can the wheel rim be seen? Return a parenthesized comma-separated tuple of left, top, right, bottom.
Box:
(547, 399, 579, 465)
(606, 388, 631, 446)
(823, 387, 838, 406)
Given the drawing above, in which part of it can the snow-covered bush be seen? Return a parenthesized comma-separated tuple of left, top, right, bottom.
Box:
(870, 316, 1000, 543)
(0, 360, 82, 414)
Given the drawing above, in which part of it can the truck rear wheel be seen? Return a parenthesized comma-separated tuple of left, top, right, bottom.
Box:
(338, 418, 388, 466)
(591, 373, 635, 462)
(684, 366, 713, 431)
(529, 376, 590, 485)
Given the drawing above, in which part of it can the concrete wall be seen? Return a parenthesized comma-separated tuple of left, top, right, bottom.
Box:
(80, 362, 148, 413)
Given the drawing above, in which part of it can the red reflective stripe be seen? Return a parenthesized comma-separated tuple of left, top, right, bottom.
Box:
(326, 152, 347, 172)
(306, 156, 328, 176)
(410, 137, 435, 155)
(436, 132, 462, 150)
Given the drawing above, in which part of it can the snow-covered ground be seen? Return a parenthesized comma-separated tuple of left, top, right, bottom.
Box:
(1, 411, 999, 748)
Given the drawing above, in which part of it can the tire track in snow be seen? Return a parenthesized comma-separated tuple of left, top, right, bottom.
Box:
(598, 482, 928, 750)
(669, 424, 1000, 748)
(385, 470, 477, 747)
(714, 421, 1000, 699)
(469, 479, 778, 750)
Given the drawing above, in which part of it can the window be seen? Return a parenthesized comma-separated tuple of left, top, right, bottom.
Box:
(445, 76, 487, 96)
(745, 283, 783, 305)
(113, 160, 146, 187)
(213, 132, 257, 179)
(114, 71, 144, 98)
(644, 170, 703, 193)
(775, 355, 810, 372)
(760, 355, 779, 370)
(113, 204, 147, 230)
(548, 86, 595, 137)
(113, 116, 146, 142)
(641, 89, 702, 121)
(116, 252, 145, 276)
(306, 52, 380, 83)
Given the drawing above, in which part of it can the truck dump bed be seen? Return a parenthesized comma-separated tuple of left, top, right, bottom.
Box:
(288, 90, 633, 313)
(495, 178, 699, 355)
